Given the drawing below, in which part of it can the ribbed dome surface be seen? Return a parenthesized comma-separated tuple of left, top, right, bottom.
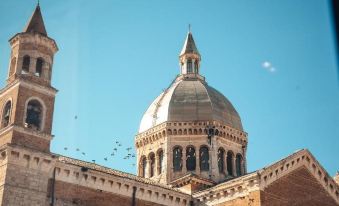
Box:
(139, 78, 243, 133)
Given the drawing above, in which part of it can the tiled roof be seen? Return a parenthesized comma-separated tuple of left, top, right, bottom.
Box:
(57, 155, 185, 193)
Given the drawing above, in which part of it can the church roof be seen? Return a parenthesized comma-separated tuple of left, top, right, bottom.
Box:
(23, 4, 47, 36)
(138, 77, 243, 133)
(57, 155, 184, 193)
(193, 149, 339, 205)
(180, 32, 200, 56)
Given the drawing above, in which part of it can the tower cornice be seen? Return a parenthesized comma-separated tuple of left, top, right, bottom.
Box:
(9, 32, 58, 54)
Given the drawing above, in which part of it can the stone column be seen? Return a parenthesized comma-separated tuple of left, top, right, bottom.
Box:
(146, 159, 151, 178)
(16, 55, 23, 75)
(43, 62, 50, 80)
(30, 57, 36, 74)
(155, 155, 159, 175)
(232, 156, 237, 177)
(182, 149, 187, 173)
(224, 152, 228, 176)
(210, 137, 219, 181)
(243, 148, 247, 174)
(196, 148, 200, 174)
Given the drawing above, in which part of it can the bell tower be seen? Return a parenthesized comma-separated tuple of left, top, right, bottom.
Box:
(0, 4, 58, 152)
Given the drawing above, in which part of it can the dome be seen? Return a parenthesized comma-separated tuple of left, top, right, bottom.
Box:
(138, 77, 243, 133)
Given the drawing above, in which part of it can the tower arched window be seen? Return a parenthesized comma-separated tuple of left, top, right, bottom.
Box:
(35, 58, 44, 77)
(149, 153, 155, 177)
(218, 148, 225, 173)
(186, 146, 196, 171)
(200, 146, 209, 171)
(1, 101, 11, 128)
(140, 156, 147, 177)
(236, 154, 243, 176)
(173, 146, 182, 172)
(187, 59, 192, 73)
(157, 150, 164, 175)
(227, 151, 234, 176)
(22, 55, 30, 73)
(194, 61, 199, 73)
(25, 99, 43, 131)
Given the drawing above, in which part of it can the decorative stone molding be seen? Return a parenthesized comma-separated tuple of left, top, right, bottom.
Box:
(0, 145, 55, 173)
(0, 125, 53, 141)
(193, 172, 259, 205)
(135, 120, 247, 148)
(57, 156, 192, 206)
(9, 32, 58, 54)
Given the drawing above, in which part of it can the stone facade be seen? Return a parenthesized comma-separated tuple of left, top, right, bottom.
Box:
(0, 4, 337, 206)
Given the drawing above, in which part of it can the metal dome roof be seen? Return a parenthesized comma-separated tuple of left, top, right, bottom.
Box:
(138, 77, 243, 133)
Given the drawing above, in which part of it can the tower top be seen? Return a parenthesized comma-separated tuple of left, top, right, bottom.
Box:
(23, 4, 47, 36)
(179, 30, 200, 57)
(179, 29, 201, 76)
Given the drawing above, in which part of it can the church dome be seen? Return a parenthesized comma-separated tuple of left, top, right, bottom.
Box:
(139, 77, 243, 133)
(138, 31, 243, 133)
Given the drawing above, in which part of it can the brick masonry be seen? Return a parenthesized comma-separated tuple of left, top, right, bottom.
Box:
(0, 4, 337, 206)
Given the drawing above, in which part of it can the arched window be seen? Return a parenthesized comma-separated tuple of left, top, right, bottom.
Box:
(157, 150, 164, 175)
(9, 57, 16, 76)
(22, 55, 30, 73)
(187, 59, 192, 73)
(218, 148, 225, 173)
(25, 99, 43, 131)
(149, 153, 155, 177)
(2, 101, 11, 128)
(186, 146, 196, 171)
(140, 156, 147, 177)
(200, 146, 209, 171)
(194, 61, 199, 73)
(35, 58, 43, 77)
(227, 151, 234, 176)
(236, 154, 243, 176)
(173, 146, 182, 172)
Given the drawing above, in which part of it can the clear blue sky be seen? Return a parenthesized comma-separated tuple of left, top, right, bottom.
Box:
(0, 0, 338, 176)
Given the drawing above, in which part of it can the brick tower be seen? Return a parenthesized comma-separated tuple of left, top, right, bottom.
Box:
(0, 4, 58, 152)
(0, 4, 58, 205)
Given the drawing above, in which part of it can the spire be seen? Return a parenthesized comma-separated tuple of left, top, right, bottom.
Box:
(180, 31, 200, 57)
(23, 4, 47, 36)
(179, 28, 201, 76)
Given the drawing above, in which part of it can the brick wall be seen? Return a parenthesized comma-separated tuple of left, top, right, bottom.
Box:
(1, 159, 51, 206)
(260, 167, 338, 206)
(53, 181, 164, 206)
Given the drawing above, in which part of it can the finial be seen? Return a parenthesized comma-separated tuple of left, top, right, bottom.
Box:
(188, 24, 191, 33)
(37, 0, 40, 6)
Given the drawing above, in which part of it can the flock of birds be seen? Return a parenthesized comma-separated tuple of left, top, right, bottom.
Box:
(63, 116, 137, 167)
(63, 141, 136, 167)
